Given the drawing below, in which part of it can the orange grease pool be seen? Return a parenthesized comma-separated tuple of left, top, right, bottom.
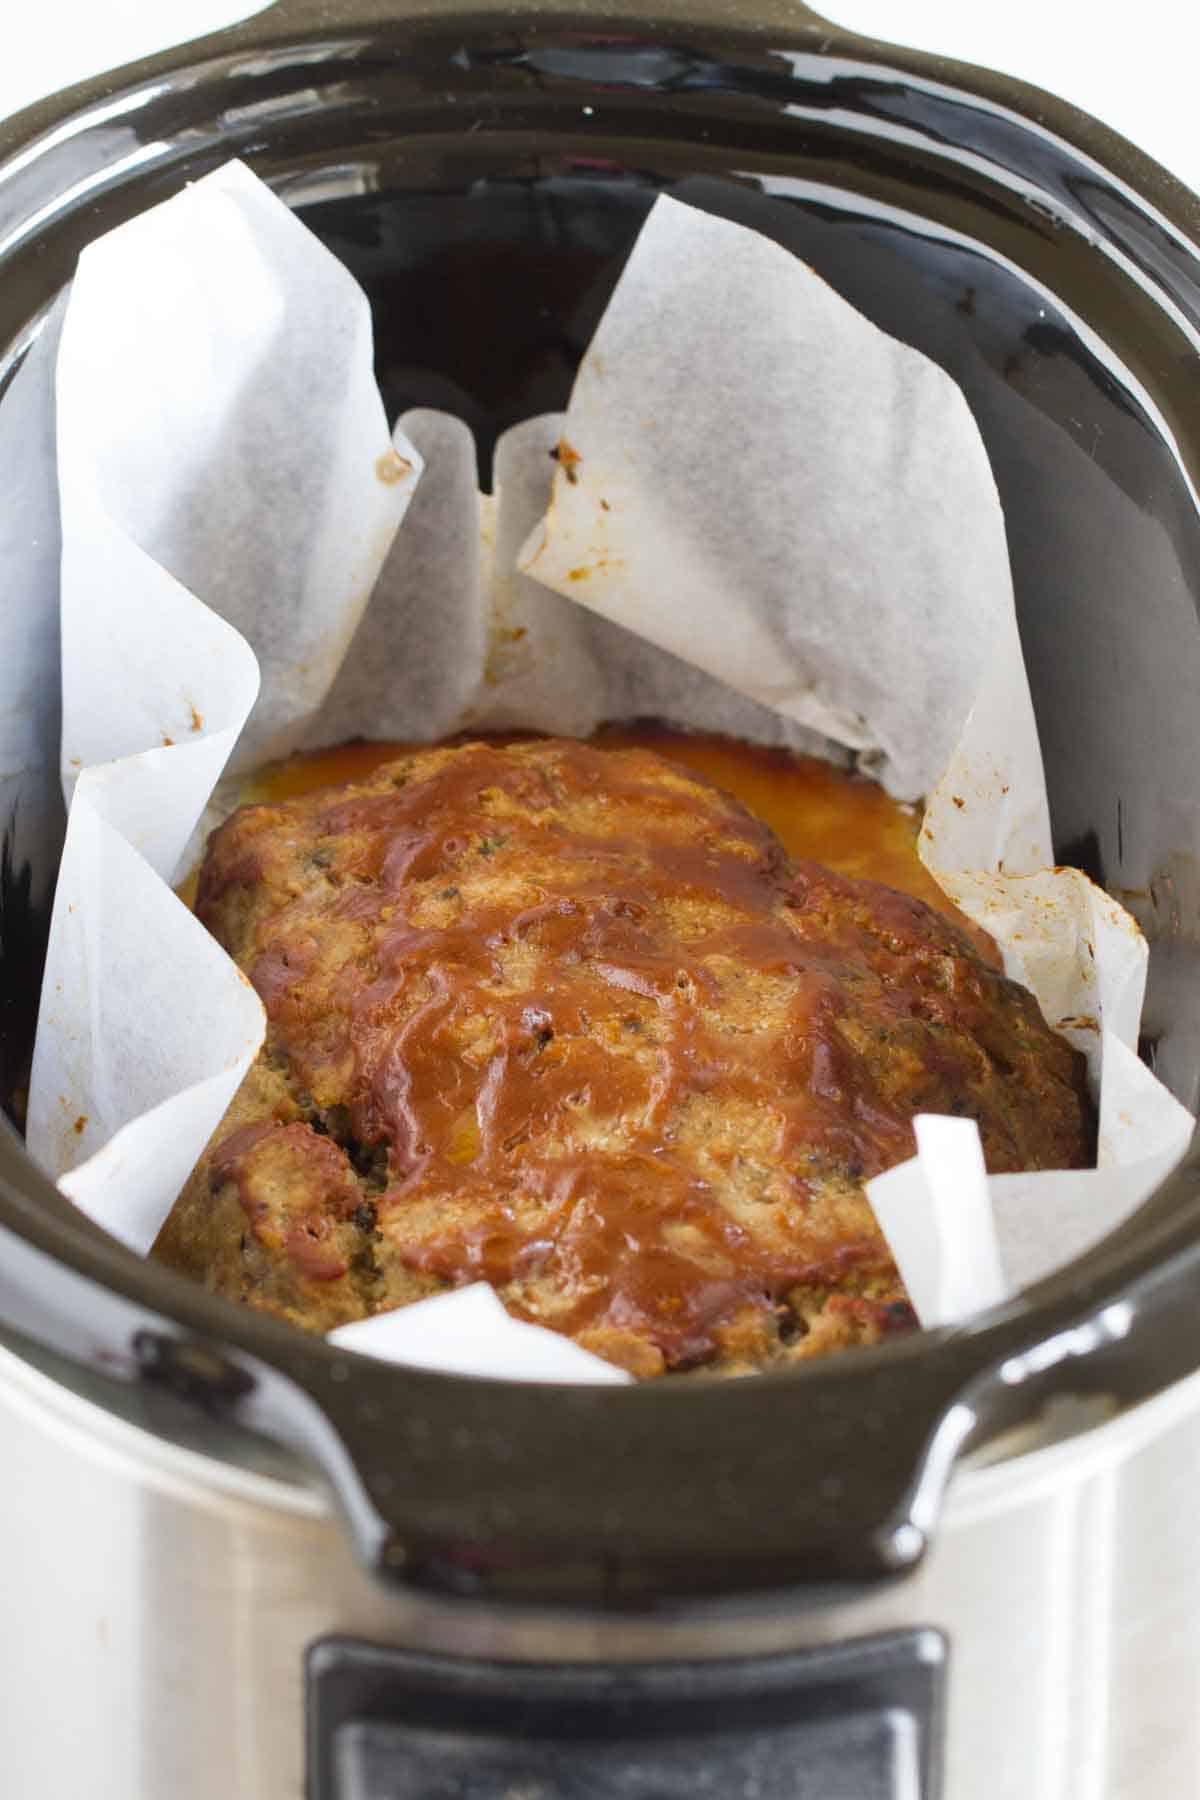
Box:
(228, 727, 981, 946)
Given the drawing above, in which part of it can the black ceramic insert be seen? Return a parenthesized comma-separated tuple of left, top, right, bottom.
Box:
(1, 0, 1200, 1604)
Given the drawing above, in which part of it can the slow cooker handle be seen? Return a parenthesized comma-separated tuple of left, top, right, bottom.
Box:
(6, 1129, 1200, 1603)
(158, 1194, 1200, 1605)
(193, 1155, 1200, 1604)
(130, 1236, 1200, 1604)
(0, 1177, 963, 1597)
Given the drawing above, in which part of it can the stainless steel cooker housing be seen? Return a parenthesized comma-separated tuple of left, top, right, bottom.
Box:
(3, 2, 1200, 1795)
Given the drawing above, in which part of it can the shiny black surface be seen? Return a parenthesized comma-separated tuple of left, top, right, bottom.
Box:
(2, 0, 1200, 1603)
(305, 1631, 947, 1798)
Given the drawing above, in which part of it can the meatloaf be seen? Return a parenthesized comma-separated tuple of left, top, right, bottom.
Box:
(154, 738, 1094, 1376)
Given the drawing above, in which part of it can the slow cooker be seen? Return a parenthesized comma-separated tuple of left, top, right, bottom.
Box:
(4, 2, 1200, 1795)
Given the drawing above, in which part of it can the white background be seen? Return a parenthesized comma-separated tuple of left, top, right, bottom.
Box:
(0, 1, 1197, 199)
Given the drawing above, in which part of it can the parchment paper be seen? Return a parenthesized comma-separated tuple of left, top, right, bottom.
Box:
(24, 164, 1194, 1378)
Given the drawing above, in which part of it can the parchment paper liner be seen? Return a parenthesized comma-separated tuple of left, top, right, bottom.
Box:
(24, 164, 1193, 1381)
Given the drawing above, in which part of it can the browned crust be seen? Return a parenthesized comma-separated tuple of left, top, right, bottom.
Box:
(154, 740, 1093, 1376)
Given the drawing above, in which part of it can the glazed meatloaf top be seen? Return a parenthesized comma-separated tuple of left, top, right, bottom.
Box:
(154, 738, 1094, 1377)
